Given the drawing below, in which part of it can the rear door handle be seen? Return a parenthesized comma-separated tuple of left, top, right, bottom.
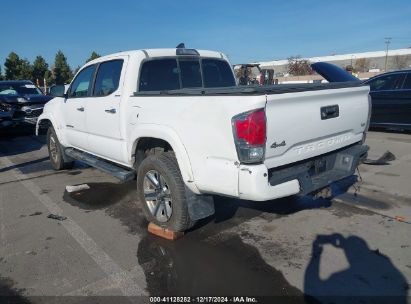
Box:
(321, 105, 339, 120)
(77, 106, 84, 112)
(105, 108, 116, 114)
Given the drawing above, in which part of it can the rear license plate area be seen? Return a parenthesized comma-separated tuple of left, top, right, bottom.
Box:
(308, 158, 327, 176)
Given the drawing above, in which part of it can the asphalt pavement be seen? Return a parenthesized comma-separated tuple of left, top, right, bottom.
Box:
(0, 129, 410, 303)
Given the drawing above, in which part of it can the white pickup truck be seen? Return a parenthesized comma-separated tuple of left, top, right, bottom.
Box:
(37, 46, 370, 232)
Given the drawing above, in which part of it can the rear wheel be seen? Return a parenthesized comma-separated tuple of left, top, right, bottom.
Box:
(137, 153, 195, 232)
(47, 127, 74, 170)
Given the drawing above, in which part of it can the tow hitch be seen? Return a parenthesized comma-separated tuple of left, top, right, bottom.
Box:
(312, 186, 333, 199)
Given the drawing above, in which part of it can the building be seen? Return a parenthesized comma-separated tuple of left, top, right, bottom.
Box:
(256, 48, 411, 76)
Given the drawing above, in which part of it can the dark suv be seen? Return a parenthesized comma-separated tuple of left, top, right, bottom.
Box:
(0, 80, 53, 129)
(364, 70, 411, 131)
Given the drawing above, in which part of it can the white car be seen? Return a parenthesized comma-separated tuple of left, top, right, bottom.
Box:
(37, 46, 370, 232)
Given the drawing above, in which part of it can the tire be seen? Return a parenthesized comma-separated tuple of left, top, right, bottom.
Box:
(136, 152, 195, 232)
(47, 127, 74, 170)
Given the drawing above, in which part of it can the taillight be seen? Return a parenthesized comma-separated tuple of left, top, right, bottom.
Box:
(232, 108, 266, 163)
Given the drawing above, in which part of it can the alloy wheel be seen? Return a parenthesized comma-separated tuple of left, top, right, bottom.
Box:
(143, 170, 173, 222)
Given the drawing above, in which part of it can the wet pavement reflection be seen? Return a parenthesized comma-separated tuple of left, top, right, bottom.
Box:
(62, 179, 409, 302)
(137, 233, 304, 300)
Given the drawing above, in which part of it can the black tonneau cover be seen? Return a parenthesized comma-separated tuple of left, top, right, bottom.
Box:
(133, 81, 364, 96)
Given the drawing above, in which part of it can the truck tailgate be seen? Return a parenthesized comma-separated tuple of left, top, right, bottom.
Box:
(264, 85, 370, 169)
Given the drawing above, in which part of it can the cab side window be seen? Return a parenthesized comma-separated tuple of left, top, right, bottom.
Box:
(402, 73, 411, 90)
(368, 74, 403, 91)
(68, 65, 96, 98)
(93, 60, 123, 97)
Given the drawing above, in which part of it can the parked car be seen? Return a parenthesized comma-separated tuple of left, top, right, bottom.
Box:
(37, 47, 370, 232)
(0, 80, 53, 129)
(312, 63, 411, 131)
(363, 70, 411, 131)
(0, 103, 14, 128)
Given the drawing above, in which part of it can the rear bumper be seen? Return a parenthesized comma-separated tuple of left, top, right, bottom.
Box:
(238, 143, 368, 201)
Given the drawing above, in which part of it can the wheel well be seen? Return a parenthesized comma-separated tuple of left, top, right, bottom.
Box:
(134, 137, 173, 169)
(38, 119, 52, 135)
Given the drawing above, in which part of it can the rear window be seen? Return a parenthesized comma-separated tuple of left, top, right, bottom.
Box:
(180, 59, 202, 88)
(138, 58, 235, 92)
(139, 59, 180, 91)
(202, 59, 236, 88)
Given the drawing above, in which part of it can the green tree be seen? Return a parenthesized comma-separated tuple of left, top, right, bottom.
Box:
(0, 66, 4, 80)
(32, 55, 49, 85)
(86, 51, 101, 63)
(44, 69, 54, 87)
(53, 50, 72, 84)
(18, 59, 33, 80)
(4, 52, 33, 80)
(4, 52, 21, 80)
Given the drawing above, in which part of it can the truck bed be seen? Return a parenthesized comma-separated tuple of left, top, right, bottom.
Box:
(134, 81, 364, 96)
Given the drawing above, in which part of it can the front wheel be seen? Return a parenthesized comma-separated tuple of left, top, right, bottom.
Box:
(47, 127, 74, 170)
(136, 153, 195, 232)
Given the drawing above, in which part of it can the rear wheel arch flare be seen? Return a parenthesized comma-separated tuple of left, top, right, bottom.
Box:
(132, 136, 196, 191)
(133, 137, 173, 169)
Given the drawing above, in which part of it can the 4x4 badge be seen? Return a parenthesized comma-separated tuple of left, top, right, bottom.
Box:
(271, 140, 286, 149)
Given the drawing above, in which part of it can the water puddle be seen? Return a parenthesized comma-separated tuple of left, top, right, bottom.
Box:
(62, 181, 147, 235)
(63, 182, 135, 210)
(137, 233, 305, 300)
(337, 193, 392, 210)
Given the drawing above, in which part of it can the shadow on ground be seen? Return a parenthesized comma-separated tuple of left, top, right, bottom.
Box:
(0, 157, 50, 173)
(0, 128, 45, 157)
(135, 232, 409, 302)
(191, 176, 358, 237)
(0, 276, 30, 303)
(62, 179, 337, 240)
(62, 175, 360, 239)
(304, 233, 409, 304)
(369, 127, 411, 135)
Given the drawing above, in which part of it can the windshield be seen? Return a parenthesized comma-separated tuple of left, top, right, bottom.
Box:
(0, 83, 43, 96)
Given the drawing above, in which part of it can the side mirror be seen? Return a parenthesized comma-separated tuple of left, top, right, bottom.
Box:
(49, 85, 66, 97)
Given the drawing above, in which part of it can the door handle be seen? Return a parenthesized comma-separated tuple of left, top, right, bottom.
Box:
(76, 106, 84, 112)
(105, 108, 116, 114)
(320, 105, 339, 120)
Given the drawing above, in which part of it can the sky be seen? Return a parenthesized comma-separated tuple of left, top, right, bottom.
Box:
(1, 0, 411, 70)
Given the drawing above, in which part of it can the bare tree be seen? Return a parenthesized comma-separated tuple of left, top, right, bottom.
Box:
(354, 58, 370, 73)
(287, 56, 313, 76)
(392, 55, 408, 70)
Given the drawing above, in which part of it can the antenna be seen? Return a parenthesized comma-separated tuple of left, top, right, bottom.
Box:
(176, 43, 185, 49)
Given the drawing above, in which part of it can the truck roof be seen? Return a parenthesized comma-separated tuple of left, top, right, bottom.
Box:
(87, 48, 225, 64)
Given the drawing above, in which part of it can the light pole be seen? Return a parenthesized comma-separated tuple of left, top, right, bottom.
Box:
(384, 37, 392, 71)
